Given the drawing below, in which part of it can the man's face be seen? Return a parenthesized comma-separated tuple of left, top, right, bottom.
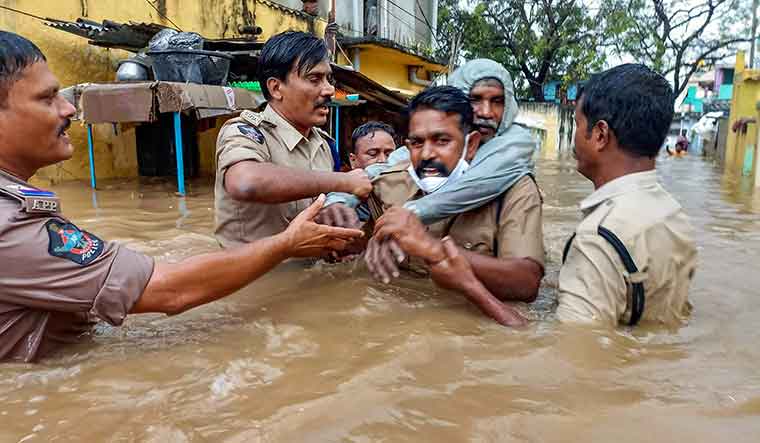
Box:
(0, 62, 76, 177)
(406, 109, 478, 180)
(270, 59, 335, 130)
(469, 79, 505, 144)
(350, 130, 396, 169)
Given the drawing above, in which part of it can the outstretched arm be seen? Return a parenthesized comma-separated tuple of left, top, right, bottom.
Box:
(225, 161, 371, 204)
(132, 195, 364, 315)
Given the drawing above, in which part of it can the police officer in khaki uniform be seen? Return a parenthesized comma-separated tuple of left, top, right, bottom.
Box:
(364, 86, 543, 326)
(554, 64, 697, 327)
(215, 31, 371, 248)
(390, 65, 697, 328)
(0, 32, 363, 362)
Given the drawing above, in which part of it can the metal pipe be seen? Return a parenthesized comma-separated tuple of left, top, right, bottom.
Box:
(430, 0, 438, 45)
(751, 0, 759, 68)
(408, 66, 432, 87)
(352, 48, 361, 71)
(353, 0, 362, 36)
(334, 107, 342, 171)
(86, 124, 97, 189)
(173, 112, 186, 196)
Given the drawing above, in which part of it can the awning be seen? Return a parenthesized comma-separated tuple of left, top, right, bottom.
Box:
(44, 17, 264, 53)
(69, 82, 265, 123)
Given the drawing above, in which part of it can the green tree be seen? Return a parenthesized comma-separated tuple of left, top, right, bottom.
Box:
(607, 0, 751, 97)
(469, 0, 611, 101)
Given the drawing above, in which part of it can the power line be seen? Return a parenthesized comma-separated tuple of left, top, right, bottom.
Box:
(385, 0, 434, 34)
(378, 2, 430, 41)
(144, 0, 183, 31)
(0, 5, 49, 22)
(415, 0, 435, 36)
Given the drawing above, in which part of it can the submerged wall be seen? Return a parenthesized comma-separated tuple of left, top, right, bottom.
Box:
(516, 102, 575, 159)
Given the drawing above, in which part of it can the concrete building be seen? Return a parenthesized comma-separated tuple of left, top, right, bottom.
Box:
(725, 52, 760, 187)
(0, 0, 442, 184)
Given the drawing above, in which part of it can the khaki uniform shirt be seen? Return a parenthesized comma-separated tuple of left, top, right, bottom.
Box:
(0, 170, 154, 362)
(367, 162, 545, 266)
(556, 170, 697, 327)
(214, 105, 335, 248)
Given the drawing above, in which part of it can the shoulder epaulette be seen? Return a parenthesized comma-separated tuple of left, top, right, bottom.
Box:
(0, 184, 60, 213)
(240, 110, 264, 127)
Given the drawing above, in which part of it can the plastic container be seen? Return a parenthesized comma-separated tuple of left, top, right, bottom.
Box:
(147, 50, 233, 85)
(228, 81, 261, 92)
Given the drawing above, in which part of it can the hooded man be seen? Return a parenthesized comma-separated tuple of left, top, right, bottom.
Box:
(321, 58, 537, 227)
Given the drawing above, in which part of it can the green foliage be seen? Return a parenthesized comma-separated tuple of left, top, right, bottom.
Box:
(605, 0, 751, 96)
(436, 0, 615, 100)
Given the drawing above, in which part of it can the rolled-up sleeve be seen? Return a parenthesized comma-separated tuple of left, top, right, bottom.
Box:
(497, 177, 545, 267)
(1, 216, 154, 326)
(216, 124, 270, 173)
(90, 244, 154, 325)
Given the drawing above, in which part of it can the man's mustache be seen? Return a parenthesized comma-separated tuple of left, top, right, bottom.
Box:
(58, 119, 71, 135)
(315, 98, 333, 108)
(474, 118, 498, 131)
(415, 159, 450, 177)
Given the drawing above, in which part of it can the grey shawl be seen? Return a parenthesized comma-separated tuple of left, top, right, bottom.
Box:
(325, 58, 536, 224)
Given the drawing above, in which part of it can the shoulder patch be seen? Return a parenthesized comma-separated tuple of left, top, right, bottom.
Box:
(46, 219, 104, 266)
(238, 124, 265, 144)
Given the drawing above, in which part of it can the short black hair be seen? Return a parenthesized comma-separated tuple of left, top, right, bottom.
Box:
(350, 121, 397, 153)
(0, 31, 46, 107)
(407, 85, 474, 133)
(257, 31, 329, 101)
(578, 64, 674, 158)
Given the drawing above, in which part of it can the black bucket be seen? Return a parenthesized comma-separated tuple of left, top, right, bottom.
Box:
(147, 49, 233, 85)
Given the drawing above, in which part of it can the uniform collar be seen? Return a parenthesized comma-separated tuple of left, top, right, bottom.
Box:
(0, 168, 30, 186)
(262, 104, 321, 152)
(579, 170, 659, 213)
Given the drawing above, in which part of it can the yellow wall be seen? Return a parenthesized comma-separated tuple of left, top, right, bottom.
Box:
(337, 45, 446, 96)
(1, 0, 322, 184)
(725, 51, 760, 186)
(515, 102, 575, 159)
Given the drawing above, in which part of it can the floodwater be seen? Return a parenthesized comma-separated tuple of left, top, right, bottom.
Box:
(2, 156, 760, 442)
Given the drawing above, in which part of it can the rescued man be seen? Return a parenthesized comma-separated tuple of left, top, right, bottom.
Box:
(348, 121, 398, 170)
(362, 86, 544, 325)
(0, 31, 363, 362)
(317, 121, 398, 229)
(318, 58, 537, 230)
(375, 64, 698, 328)
(214, 31, 372, 248)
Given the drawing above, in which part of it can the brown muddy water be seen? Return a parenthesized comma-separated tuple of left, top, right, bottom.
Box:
(2, 156, 760, 442)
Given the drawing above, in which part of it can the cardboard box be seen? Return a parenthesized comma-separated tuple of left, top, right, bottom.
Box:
(79, 81, 265, 123)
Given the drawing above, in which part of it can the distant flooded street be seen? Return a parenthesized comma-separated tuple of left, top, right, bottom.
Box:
(2, 155, 760, 442)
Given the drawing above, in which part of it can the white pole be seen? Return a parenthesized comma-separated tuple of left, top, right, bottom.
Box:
(752, 0, 759, 68)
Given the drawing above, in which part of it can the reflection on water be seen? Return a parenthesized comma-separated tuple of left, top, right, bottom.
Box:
(3, 157, 760, 442)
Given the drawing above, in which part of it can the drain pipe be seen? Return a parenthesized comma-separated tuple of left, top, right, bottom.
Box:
(408, 66, 432, 87)
(352, 48, 361, 71)
(353, 0, 362, 37)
